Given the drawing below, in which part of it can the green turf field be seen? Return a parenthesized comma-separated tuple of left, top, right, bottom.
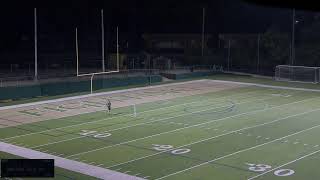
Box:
(1, 83, 320, 180)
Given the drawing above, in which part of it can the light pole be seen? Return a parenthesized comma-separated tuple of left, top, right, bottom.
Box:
(34, 8, 38, 81)
(291, 9, 295, 66)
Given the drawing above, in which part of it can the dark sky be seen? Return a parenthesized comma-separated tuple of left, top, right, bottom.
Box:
(0, 0, 295, 34)
(0, 0, 310, 55)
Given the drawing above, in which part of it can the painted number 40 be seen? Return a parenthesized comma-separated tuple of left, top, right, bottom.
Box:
(79, 130, 112, 138)
(152, 144, 191, 155)
(246, 163, 295, 177)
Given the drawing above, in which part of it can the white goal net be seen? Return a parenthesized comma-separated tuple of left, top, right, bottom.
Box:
(275, 65, 320, 83)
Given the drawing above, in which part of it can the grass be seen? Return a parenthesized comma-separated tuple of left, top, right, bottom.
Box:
(0, 151, 97, 180)
(1, 82, 320, 179)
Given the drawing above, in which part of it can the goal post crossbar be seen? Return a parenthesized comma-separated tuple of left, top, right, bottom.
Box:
(276, 65, 320, 69)
(77, 70, 120, 94)
(77, 70, 119, 77)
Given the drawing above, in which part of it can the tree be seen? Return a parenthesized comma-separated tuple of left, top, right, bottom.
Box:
(261, 25, 290, 66)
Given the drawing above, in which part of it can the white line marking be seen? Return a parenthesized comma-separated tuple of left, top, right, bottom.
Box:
(256, 136, 262, 139)
(314, 145, 319, 148)
(134, 173, 141, 176)
(0, 79, 209, 111)
(304, 144, 308, 146)
(124, 171, 131, 173)
(156, 123, 320, 180)
(107, 108, 320, 169)
(248, 149, 320, 180)
(294, 142, 300, 144)
(97, 164, 104, 167)
(66, 96, 307, 158)
(212, 79, 320, 93)
(2, 90, 262, 140)
(32, 96, 270, 149)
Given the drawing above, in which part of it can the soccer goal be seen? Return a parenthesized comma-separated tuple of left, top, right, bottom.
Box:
(275, 65, 320, 83)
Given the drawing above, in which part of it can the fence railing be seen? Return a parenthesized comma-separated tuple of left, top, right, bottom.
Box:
(0, 69, 161, 88)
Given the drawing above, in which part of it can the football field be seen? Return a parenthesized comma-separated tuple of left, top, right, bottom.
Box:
(1, 80, 320, 180)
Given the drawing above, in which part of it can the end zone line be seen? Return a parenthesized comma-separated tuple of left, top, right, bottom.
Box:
(2, 90, 266, 141)
(155, 123, 320, 180)
(247, 149, 320, 180)
(105, 107, 320, 169)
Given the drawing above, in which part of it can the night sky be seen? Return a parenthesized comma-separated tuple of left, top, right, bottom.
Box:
(0, 0, 313, 56)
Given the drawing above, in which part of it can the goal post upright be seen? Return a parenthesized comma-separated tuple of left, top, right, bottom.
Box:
(76, 27, 79, 76)
(76, 27, 120, 94)
(117, 26, 119, 72)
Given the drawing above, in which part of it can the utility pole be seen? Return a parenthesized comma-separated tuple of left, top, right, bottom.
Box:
(291, 8, 295, 66)
(257, 34, 260, 73)
(201, 7, 206, 57)
(34, 8, 38, 80)
(227, 39, 231, 71)
(101, 9, 105, 72)
(116, 26, 119, 71)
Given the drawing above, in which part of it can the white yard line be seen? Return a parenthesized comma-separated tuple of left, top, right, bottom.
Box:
(107, 107, 320, 169)
(31, 95, 268, 149)
(0, 80, 209, 111)
(0, 142, 145, 180)
(155, 123, 320, 180)
(247, 149, 320, 180)
(2, 89, 265, 141)
(66, 95, 283, 158)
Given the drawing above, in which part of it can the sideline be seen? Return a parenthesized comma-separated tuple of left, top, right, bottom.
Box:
(0, 141, 145, 180)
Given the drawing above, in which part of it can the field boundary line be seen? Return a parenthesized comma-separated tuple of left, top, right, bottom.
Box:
(0, 80, 208, 111)
(155, 122, 320, 180)
(211, 80, 320, 92)
(2, 89, 266, 141)
(42, 96, 271, 153)
(247, 149, 320, 180)
(104, 104, 320, 169)
(0, 141, 146, 180)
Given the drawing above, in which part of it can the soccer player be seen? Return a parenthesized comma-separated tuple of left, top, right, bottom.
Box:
(106, 99, 111, 113)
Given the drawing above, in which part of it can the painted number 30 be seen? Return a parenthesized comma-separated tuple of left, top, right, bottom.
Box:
(152, 144, 191, 155)
(246, 163, 295, 177)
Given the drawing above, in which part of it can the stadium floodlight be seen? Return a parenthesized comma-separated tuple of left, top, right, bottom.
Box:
(76, 27, 120, 94)
(275, 65, 320, 84)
